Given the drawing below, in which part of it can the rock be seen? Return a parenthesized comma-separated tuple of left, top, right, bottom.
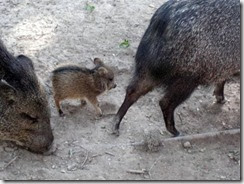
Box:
(183, 141, 191, 149)
(61, 169, 66, 173)
(67, 164, 77, 171)
(200, 148, 206, 152)
(220, 176, 226, 179)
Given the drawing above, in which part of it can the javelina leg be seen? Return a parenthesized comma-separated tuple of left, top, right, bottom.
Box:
(159, 79, 197, 136)
(112, 77, 155, 135)
(213, 81, 226, 104)
(80, 99, 87, 108)
(54, 98, 64, 117)
(87, 97, 102, 117)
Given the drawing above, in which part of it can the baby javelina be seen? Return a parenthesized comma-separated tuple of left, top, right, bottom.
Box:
(52, 58, 116, 117)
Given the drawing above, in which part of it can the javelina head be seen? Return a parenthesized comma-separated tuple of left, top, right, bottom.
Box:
(0, 53, 53, 154)
(94, 58, 117, 90)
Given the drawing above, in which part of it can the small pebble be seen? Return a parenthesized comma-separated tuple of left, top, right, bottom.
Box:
(200, 148, 206, 152)
(67, 164, 77, 171)
(183, 141, 191, 148)
(61, 169, 66, 173)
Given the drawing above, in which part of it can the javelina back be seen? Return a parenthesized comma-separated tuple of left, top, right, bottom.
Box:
(52, 58, 116, 117)
(113, 0, 240, 136)
(0, 40, 54, 153)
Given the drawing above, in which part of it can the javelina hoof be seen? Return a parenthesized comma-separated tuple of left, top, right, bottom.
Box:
(170, 129, 180, 137)
(58, 110, 65, 117)
(111, 129, 120, 136)
(80, 100, 87, 108)
(173, 131, 180, 137)
(215, 96, 226, 104)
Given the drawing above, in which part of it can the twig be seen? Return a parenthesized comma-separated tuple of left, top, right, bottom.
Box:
(148, 155, 163, 179)
(91, 153, 103, 158)
(177, 113, 183, 124)
(127, 169, 147, 174)
(0, 156, 18, 171)
(80, 150, 89, 169)
(105, 151, 115, 156)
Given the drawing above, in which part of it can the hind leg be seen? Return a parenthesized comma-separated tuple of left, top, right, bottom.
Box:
(113, 76, 157, 135)
(213, 81, 226, 104)
(159, 78, 198, 136)
(54, 97, 64, 117)
(80, 99, 87, 108)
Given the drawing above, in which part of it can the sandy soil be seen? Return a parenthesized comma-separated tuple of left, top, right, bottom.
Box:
(0, 0, 240, 180)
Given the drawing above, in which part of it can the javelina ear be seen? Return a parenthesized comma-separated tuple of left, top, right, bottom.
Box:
(94, 58, 104, 66)
(0, 79, 17, 102)
(17, 55, 34, 70)
(97, 67, 108, 76)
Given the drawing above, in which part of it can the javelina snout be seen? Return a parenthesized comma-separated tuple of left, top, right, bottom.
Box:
(0, 40, 54, 154)
(113, 0, 240, 136)
(52, 58, 116, 117)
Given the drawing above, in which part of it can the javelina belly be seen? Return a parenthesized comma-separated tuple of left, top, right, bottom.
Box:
(113, 0, 240, 136)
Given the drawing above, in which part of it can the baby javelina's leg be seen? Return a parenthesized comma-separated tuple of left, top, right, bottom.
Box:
(87, 96, 102, 117)
(54, 97, 64, 117)
(80, 99, 87, 108)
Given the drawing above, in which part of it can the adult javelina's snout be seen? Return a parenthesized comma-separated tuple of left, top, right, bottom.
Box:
(113, 0, 240, 136)
(0, 40, 54, 154)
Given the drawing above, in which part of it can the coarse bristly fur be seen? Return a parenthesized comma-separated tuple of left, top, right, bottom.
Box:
(52, 58, 116, 117)
(0, 40, 54, 154)
(113, 0, 240, 136)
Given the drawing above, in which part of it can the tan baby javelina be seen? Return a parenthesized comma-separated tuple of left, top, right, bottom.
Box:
(52, 58, 116, 117)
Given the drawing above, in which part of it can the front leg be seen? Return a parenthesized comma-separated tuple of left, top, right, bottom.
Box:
(87, 96, 102, 117)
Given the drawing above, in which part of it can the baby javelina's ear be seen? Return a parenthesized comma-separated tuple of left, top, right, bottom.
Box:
(94, 58, 104, 66)
(97, 67, 108, 76)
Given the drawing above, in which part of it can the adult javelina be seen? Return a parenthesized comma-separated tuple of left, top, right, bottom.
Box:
(113, 0, 240, 136)
(0, 40, 54, 153)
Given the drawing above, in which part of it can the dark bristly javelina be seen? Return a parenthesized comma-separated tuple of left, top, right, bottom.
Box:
(0, 40, 54, 154)
(113, 0, 240, 136)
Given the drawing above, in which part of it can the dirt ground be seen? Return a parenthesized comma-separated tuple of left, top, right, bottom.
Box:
(0, 0, 241, 180)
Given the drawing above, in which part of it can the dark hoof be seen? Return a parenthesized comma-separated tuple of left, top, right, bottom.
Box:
(111, 128, 120, 136)
(216, 99, 226, 104)
(59, 110, 65, 117)
(80, 100, 87, 108)
(215, 96, 226, 104)
(173, 131, 180, 137)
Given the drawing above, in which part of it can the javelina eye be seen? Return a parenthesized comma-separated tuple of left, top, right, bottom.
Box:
(20, 113, 38, 123)
(109, 78, 113, 81)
